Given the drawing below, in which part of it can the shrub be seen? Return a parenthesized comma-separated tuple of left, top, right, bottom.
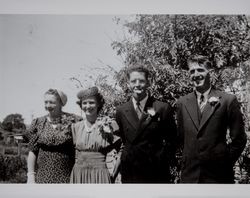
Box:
(4, 146, 18, 155)
(0, 154, 27, 183)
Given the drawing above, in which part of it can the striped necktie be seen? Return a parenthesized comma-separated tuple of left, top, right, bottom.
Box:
(135, 101, 142, 119)
(199, 94, 206, 112)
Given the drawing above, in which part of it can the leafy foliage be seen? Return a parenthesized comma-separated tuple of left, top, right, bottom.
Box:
(111, 15, 250, 183)
(70, 15, 250, 183)
(2, 114, 26, 133)
(112, 15, 250, 105)
(0, 154, 27, 183)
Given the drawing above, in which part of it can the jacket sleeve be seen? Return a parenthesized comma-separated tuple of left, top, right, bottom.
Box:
(161, 103, 178, 161)
(115, 107, 125, 144)
(176, 100, 184, 149)
(228, 96, 247, 163)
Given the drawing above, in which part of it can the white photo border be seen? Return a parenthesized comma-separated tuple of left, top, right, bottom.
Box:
(0, 0, 250, 197)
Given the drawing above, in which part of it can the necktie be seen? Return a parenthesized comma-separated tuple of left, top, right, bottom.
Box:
(135, 101, 142, 119)
(199, 94, 206, 112)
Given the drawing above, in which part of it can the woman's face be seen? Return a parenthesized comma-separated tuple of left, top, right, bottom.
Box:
(81, 96, 99, 117)
(44, 94, 62, 115)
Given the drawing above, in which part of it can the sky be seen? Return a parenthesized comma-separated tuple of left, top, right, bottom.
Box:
(1, 1, 250, 198)
(1, 1, 250, 126)
(0, 14, 133, 124)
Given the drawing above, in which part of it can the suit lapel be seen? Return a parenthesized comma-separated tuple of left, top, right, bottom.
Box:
(138, 97, 154, 132)
(198, 89, 221, 132)
(123, 99, 140, 130)
(184, 92, 200, 131)
(132, 97, 155, 144)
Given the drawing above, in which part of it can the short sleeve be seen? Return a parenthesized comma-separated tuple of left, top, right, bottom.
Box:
(71, 123, 77, 145)
(27, 118, 40, 154)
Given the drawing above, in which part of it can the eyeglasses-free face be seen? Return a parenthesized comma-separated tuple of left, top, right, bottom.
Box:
(188, 62, 211, 92)
(44, 94, 62, 115)
(81, 96, 99, 117)
(128, 71, 150, 101)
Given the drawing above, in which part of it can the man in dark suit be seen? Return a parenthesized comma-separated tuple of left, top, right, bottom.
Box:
(115, 66, 177, 183)
(177, 55, 247, 183)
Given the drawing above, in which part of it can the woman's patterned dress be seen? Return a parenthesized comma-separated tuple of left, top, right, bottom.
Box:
(28, 112, 81, 183)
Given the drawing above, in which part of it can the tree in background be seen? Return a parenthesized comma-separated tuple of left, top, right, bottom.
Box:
(2, 114, 26, 133)
(71, 15, 250, 183)
(0, 122, 4, 140)
(112, 15, 250, 104)
(111, 14, 250, 183)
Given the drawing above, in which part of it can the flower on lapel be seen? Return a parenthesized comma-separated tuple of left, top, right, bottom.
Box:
(147, 107, 156, 117)
(146, 107, 160, 121)
(208, 96, 220, 106)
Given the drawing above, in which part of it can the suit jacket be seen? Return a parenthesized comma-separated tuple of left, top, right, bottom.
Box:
(177, 88, 246, 183)
(116, 96, 177, 183)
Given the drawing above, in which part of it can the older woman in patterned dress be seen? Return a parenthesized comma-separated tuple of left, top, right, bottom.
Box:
(70, 87, 122, 183)
(27, 89, 81, 183)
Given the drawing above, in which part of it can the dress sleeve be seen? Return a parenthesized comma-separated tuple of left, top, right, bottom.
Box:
(27, 118, 40, 155)
(71, 123, 77, 145)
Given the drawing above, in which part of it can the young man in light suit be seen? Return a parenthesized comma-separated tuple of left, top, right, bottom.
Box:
(115, 66, 177, 183)
(177, 55, 247, 183)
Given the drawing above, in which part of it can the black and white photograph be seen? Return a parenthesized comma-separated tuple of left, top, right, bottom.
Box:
(1, 0, 250, 197)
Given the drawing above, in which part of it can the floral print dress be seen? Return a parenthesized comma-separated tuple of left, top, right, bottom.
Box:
(28, 112, 81, 183)
(70, 116, 121, 183)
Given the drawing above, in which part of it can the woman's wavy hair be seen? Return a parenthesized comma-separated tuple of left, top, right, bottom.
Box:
(76, 87, 105, 113)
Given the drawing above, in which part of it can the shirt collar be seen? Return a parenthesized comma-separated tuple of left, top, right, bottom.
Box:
(195, 87, 211, 101)
(132, 94, 149, 111)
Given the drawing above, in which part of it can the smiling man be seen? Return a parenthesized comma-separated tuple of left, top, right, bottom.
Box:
(115, 65, 177, 183)
(176, 55, 247, 183)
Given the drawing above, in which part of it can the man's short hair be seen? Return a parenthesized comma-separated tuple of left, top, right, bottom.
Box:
(187, 55, 212, 69)
(126, 65, 150, 80)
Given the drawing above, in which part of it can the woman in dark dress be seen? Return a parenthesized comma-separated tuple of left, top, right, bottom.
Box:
(27, 89, 81, 183)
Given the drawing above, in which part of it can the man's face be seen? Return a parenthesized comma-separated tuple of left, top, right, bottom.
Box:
(128, 71, 149, 101)
(188, 61, 211, 92)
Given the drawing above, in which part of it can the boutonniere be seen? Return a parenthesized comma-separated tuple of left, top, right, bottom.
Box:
(146, 107, 160, 121)
(208, 96, 220, 106)
(147, 107, 156, 117)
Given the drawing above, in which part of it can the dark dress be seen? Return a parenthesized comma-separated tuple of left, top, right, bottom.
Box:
(28, 112, 81, 183)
